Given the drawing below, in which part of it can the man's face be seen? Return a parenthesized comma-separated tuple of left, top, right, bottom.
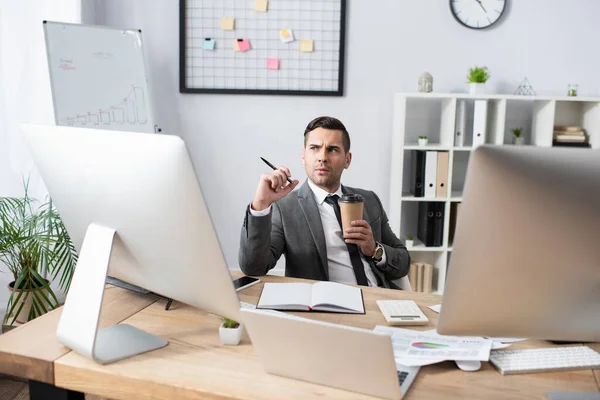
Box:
(302, 127, 351, 192)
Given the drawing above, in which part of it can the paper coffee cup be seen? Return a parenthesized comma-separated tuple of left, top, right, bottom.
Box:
(339, 194, 364, 232)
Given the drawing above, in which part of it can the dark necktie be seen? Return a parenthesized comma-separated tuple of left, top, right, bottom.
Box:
(324, 195, 369, 286)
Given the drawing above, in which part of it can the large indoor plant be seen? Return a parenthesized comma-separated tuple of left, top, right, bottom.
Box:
(0, 180, 78, 325)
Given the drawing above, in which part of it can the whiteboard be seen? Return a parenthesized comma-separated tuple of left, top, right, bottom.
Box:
(43, 21, 157, 133)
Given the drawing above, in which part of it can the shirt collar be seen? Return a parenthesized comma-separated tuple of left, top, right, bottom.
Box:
(307, 179, 343, 205)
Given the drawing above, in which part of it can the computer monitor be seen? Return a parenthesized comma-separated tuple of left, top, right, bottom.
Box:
(437, 145, 600, 342)
(21, 123, 242, 364)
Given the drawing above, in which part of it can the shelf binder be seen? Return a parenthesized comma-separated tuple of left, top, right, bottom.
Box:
(417, 202, 437, 247)
(455, 100, 467, 147)
(433, 202, 445, 247)
(412, 150, 426, 197)
(436, 152, 449, 198)
(472, 100, 488, 148)
(424, 151, 438, 198)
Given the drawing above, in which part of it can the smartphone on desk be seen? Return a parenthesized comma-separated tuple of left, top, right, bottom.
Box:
(233, 276, 260, 291)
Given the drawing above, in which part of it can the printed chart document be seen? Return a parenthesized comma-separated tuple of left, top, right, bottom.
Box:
(374, 326, 493, 366)
(257, 282, 364, 314)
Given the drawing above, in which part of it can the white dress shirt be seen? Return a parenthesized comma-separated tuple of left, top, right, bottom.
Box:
(249, 180, 387, 287)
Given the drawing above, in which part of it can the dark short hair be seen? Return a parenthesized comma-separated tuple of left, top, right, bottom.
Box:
(303, 116, 350, 152)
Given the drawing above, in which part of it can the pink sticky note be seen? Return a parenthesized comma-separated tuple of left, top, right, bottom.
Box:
(267, 58, 279, 70)
(238, 39, 251, 52)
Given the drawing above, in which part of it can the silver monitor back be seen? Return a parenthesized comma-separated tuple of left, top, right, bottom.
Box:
(437, 145, 600, 342)
(22, 123, 241, 363)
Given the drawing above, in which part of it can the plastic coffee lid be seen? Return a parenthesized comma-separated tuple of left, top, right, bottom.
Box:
(339, 193, 364, 203)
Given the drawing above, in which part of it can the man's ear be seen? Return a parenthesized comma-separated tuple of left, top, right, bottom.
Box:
(301, 148, 306, 165)
(345, 151, 352, 169)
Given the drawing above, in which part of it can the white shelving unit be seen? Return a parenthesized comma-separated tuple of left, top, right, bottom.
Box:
(390, 92, 600, 294)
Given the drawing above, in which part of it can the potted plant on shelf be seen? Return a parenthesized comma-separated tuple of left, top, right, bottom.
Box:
(405, 235, 414, 248)
(418, 136, 428, 146)
(0, 180, 78, 325)
(219, 317, 243, 345)
(512, 127, 525, 145)
(467, 66, 490, 95)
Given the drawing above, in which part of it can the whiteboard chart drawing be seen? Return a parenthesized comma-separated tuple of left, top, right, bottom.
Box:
(43, 21, 158, 133)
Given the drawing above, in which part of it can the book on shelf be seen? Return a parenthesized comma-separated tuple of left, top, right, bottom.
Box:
(552, 140, 591, 148)
(256, 282, 365, 314)
(408, 261, 433, 293)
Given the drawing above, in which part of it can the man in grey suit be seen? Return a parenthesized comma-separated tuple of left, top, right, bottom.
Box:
(239, 116, 410, 288)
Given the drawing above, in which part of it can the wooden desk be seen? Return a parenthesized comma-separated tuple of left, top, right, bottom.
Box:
(0, 274, 598, 400)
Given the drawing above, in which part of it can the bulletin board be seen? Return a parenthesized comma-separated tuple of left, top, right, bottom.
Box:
(179, 0, 346, 96)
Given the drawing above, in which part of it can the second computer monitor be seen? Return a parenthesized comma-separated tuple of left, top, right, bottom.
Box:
(22, 123, 241, 363)
(437, 145, 600, 342)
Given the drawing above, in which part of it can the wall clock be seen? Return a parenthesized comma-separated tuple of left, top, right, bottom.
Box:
(450, 0, 507, 30)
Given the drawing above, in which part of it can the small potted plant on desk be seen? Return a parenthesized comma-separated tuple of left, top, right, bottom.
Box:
(512, 127, 525, 145)
(0, 179, 78, 327)
(467, 66, 490, 95)
(219, 317, 243, 345)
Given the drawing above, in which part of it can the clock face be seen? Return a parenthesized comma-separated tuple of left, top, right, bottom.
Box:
(450, 0, 507, 30)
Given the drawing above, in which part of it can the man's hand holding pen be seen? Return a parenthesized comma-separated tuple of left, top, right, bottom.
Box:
(252, 159, 299, 211)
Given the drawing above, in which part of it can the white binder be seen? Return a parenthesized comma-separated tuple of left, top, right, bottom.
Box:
(472, 100, 488, 148)
(454, 100, 467, 147)
(424, 151, 438, 198)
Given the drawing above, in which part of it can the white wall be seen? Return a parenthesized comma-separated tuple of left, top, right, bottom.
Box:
(93, 0, 600, 272)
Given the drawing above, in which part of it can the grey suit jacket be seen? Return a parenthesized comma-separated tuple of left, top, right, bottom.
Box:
(239, 181, 410, 289)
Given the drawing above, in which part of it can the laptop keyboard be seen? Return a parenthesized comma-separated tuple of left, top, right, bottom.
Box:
(398, 370, 409, 385)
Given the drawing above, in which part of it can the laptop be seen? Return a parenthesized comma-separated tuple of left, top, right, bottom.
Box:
(241, 309, 420, 399)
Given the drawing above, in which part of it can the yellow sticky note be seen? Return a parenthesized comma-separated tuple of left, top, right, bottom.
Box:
(233, 39, 240, 51)
(255, 0, 268, 12)
(300, 40, 314, 52)
(221, 17, 235, 30)
(281, 29, 289, 37)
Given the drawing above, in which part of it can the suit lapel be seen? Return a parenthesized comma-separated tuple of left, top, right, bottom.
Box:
(297, 181, 329, 279)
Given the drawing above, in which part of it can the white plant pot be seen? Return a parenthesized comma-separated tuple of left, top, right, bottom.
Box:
(469, 82, 486, 95)
(219, 322, 243, 345)
(418, 138, 428, 146)
(405, 239, 414, 248)
(514, 136, 525, 145)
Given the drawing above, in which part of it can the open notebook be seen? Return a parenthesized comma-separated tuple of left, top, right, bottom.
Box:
(257, 282, 364, 314)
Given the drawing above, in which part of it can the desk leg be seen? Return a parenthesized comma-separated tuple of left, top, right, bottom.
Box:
(29, 380, 85, 400)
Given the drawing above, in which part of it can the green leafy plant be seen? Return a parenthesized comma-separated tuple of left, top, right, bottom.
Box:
(407, 235, 414, 240)
(0, 179, 78, 325)
(511, 127, 523, 138)
(467, 66, 490, 83)
(418, 135, 427, 139)
(222, 317, 240, 329)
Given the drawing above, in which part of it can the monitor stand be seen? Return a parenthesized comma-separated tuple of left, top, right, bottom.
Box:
(56, 223, 168, 364)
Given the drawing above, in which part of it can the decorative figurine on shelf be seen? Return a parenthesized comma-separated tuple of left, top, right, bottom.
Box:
(567, 84, 578, 97)
(512, 127, 525, 145)
(514, 77, 536, 96)
(418, 72, 433, 93)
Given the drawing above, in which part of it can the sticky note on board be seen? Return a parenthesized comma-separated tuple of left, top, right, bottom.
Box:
(280, 29, 294, 43)
(238, 39, 251, 52)
(267, 58, 279, 70)
(255, 0, 268, 12)
(203, 38, 215, 50)
(221, 17, 235, 30)
(301, 40, 314, 52)
(233, 39, 240, 51)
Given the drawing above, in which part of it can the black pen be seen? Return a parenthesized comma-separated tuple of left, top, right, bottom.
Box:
(260, 157, 293, 184)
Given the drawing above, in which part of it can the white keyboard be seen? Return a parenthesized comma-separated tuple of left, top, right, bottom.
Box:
(376, 300, 429, 326)
(490, 346, 600, 375)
